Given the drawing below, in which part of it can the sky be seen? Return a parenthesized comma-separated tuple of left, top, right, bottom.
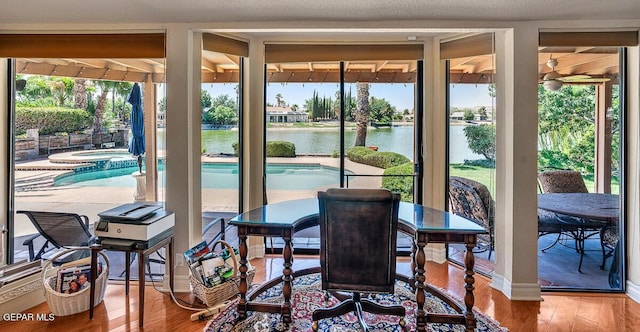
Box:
(196, 81, 494, 111)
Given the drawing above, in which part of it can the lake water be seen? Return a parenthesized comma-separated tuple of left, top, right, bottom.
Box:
(160, 125, 482, 163)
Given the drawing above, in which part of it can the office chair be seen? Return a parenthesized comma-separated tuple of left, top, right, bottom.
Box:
(312, 188, 406, 331)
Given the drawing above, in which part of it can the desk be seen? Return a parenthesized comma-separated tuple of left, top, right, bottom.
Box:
(538, 193, 619, 271)
(89, 230, 174, 327)
(230, 198, 486, 332)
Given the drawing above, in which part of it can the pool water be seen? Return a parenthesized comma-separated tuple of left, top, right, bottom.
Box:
(54, 163, 349, 190)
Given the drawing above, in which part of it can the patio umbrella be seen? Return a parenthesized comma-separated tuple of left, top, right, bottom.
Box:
(127, 83, 145, 173)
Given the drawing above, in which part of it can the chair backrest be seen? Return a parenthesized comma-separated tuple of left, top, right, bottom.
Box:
(17, 211, 93, 248)
(538, 170, 588, 193)
(448, 176, 494, 232)
(317, 188, 400, 294)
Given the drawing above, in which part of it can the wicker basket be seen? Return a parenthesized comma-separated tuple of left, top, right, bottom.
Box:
(42, 247, 110, 316)
(190, 240, 255, 307)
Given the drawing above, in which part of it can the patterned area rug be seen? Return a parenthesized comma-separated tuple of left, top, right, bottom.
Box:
(205, 273, 508, 331)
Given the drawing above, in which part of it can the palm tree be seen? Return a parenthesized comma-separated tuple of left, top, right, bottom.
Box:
(74, 79, 88, 110)
(275, 93, 284, 107)
(92, 81, 115, 134)
(354, 82, 370, 146)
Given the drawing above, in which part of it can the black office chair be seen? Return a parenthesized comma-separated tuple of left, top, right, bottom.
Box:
(17, 210, 96, 262)
(312, 188, 406, 331)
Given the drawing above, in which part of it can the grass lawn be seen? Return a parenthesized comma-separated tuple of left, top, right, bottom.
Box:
(449, 163, 620, 197)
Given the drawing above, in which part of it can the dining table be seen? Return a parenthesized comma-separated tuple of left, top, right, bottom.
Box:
(537, 193, 619, 272)
(229, 198, 487, 332)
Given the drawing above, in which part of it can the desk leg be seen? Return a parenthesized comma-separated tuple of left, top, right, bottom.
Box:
(125, 251, 130, 295)
(89, 247, 99, 320)
(237, 231, 249, 321)
(169, 237, 174, 292)
(414, 233, 427, 332)
(282, 232, 294, 325)
(464, 237, 477, 332)
(138, 250, 145, 327)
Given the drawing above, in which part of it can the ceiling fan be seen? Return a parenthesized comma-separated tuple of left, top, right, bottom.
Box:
(542, 56, 610, 91)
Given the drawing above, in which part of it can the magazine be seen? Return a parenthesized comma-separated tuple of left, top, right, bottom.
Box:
(183, 241, 210, 265)
(56, 263, 102, 294)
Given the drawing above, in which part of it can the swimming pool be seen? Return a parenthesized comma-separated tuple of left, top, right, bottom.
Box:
(54, 163, 350, 190)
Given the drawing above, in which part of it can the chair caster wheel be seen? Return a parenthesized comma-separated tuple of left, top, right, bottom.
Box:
(312, 321, 319, 331)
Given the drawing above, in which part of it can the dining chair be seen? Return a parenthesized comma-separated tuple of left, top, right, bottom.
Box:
(17, 210, 96, 262)
(448, 176, 494, 259)
(312, 188, 406, 331)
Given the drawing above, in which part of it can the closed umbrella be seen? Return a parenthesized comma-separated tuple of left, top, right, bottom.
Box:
(127, 83, 145, 173)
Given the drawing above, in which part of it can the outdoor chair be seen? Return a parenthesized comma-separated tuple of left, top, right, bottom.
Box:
(312, 188, 406, 331)
(448, 176, 494, 259)
(537, 170, 606, 272)
(600, 225, 619, 270)
(17, 210, 96, 262)
(537, 170, 589, 251)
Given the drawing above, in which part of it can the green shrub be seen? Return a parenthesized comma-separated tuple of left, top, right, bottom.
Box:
(347, 147, 410, 169)
(232, 141, 296, 157)
(232, 142, 239, 156)
(363, 151, 410, 169)
(16, 107, 90, 135)
(382, 162, 414, 202)
(346, 146, 375, 164)
(266, 141, 296, 157)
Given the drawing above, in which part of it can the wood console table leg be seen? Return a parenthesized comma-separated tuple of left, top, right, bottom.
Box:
(168, 237, 174, 292)
(281, 230, 294, 324)
(414, 233, 427, 332)
(464, 236, 477, 332)
(237, 229, 249, 321)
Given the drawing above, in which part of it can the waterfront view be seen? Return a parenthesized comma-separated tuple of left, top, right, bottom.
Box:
(195, 124, 482, 163)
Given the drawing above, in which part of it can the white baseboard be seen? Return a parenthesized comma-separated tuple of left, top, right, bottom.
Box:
(425, 244, 447, 263)
(490, 273, 542, 301)
(627, 279, 640, 304)
(165, 274, 191, 293)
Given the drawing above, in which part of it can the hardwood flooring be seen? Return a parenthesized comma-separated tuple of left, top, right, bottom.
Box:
(2, 255, 640, 331)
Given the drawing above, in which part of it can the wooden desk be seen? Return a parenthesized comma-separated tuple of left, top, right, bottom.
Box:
(89, 230, 174, 327)
(230, 198, 486, 332)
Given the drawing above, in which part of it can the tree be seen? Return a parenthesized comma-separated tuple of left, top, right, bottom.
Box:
(203, 105, 237, 125)
(537, 84, 618, 174)
(463, 109, 475, 121)
(275, 93, 284, 107)
(354, 82, 370, 146)
(369, 97, 395, 123)
(201, 89, 212, 111)
(49, 78, 74, 107)
(74, 79, 88, 110)
(464, 124, 495, 161)
(92, 81, 114, 133)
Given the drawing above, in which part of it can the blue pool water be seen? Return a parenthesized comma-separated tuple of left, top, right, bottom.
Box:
(54, 163, 349, 190)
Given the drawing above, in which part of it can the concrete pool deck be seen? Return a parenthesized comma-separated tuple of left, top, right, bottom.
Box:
(13, 152, 385, 238)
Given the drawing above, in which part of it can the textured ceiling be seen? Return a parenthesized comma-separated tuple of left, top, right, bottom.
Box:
(1, 0, 639, 24)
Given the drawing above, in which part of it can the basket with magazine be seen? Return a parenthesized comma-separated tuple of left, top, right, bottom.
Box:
(42, 247, 109, 316)
(187, 240, 255, 307)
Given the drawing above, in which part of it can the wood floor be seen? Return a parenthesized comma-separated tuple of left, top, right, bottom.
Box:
(2, 255, 640, 331)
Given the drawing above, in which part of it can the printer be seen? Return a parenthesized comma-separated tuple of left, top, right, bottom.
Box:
(95, 203, 175, 245)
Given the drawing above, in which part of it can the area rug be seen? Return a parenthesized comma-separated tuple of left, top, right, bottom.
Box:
(204, 273, 508, 331)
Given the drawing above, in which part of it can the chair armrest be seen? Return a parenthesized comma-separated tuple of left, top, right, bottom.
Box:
(81, 215, 90, 228)
(22, 233, 42, 261)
